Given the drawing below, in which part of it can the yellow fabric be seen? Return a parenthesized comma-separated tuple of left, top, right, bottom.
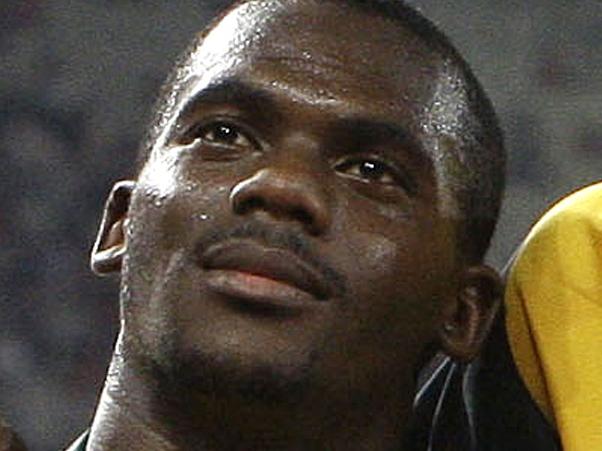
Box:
(505, 182, 602, 450)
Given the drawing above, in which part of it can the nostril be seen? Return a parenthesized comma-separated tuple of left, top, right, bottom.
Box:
(229, 172, 329, 234)
(289, 207, 313, 227)
(235, 196, 265, 215)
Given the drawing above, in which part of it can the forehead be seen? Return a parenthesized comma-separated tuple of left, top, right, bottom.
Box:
(154, 0, 470, 197)
(185, 1, 443, 111)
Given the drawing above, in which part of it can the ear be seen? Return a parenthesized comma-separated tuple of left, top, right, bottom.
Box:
(439, 265, 503, 361)
(90, 180, 135, 276)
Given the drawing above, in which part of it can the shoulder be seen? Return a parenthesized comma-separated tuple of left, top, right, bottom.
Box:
(510, 181, 602, 288)
(505, 181, 602, 450)
(522, 182, 602, 246)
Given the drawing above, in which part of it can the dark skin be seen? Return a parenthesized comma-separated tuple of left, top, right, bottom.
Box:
(88, 1, 501, 450)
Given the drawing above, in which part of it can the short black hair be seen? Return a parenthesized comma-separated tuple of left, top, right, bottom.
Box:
(139, 0, 505, 263)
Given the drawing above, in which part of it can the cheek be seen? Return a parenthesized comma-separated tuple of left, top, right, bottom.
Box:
(340, 208, 425, 287)
(337, 215, 447, 327)
(123, 156, 240, 321)
(337, 228, 406, 330)
(133, 157, 234, 246)
(321, 228, 441, 391)
(347, 231, 399, 278)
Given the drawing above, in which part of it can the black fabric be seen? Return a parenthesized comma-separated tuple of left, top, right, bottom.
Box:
(408, 307, 562, 450)
(468, 309, 561, 449)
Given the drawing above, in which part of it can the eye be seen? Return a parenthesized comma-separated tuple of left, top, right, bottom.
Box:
(334, 156, 417, 196)
(335, 158, 398, 185)
(184, 121, 256, 148)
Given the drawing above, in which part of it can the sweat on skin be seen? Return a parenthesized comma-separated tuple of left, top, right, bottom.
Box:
(83, 1, 504, 450)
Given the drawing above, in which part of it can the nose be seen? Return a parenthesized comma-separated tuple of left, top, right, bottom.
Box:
(229, 166, 332, 235)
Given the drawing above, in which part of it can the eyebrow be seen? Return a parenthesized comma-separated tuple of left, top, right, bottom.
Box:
(173, 78, 430, 165)
(333, 117, 429, 165)
(175, 78, 281, 125)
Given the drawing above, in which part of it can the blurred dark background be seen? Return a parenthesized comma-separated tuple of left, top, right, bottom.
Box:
(0, 1, 600, 449)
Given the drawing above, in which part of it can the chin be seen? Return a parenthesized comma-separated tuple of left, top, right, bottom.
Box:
(150, 337, 318, 405)
(124, 259, 334, 403)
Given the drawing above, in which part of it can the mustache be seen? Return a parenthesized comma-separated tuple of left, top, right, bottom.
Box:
(194, 220, 347, 297)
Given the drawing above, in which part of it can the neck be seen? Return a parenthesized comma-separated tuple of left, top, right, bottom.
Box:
(87, 335, 411, 451)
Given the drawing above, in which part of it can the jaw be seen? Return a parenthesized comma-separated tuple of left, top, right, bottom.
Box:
(103, 327, 416, 451)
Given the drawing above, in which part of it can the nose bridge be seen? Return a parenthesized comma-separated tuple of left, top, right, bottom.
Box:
(229, 143, 332, 235)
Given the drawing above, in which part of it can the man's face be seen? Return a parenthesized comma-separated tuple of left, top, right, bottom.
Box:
(121, 1, 464, 403)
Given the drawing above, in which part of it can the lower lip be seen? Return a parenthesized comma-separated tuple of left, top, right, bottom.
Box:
(204, 269, 319, 310)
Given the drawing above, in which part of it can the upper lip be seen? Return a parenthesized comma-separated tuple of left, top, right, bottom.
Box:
(199, 240, 333, 301)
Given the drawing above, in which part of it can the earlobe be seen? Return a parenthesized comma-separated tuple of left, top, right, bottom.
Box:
(90, 180, 135, 276)
(439, 265, 503, 361)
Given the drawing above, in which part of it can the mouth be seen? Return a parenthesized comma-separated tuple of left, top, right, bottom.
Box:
(199, 240, 333, 307)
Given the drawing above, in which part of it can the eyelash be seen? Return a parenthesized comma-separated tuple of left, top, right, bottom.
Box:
(181, 120, 259, 149)
(178, 121, 414, 194)
(334, 157, 414, 194)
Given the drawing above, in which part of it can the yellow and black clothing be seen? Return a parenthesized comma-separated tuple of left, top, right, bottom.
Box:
(506, 182, 602, 450)
(412, 182, 602, 450)
(66, 184, 602, 449)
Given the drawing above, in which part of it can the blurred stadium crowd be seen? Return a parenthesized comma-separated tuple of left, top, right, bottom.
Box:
(0, 1, 600, 449)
